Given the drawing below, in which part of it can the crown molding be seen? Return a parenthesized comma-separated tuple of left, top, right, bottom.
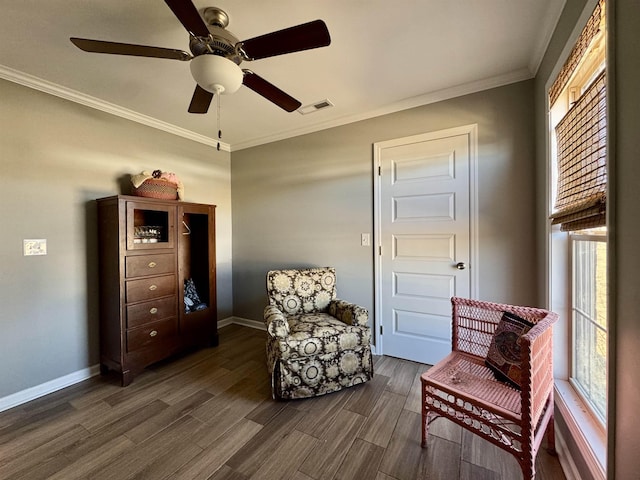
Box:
(231, 67, 534, 151)
(1, 64, 533, 154)
(0, 65, 230, 152)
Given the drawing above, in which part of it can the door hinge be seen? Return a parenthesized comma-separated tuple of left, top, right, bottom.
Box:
(380, 325, 383, 335)
(379, 246, 383, 256)
(378, 165, 382, 176)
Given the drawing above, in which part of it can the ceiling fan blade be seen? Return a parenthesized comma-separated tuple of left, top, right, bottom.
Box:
(70, 38, 192, 61)
(240, 19, 331, 60)
(163, 0, 210, 37)
(188, 85, 214, 114)
(242, 71, 301, 112)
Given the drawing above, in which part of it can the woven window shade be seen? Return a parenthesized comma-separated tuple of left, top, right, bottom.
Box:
(549, 0, 605, 106)
(550, 70, 606, 231)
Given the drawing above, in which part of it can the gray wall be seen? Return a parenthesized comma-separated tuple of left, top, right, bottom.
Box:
(0, 78, 232, 399)
(231, 80, 538, 323)
(534, 0, 640, 477)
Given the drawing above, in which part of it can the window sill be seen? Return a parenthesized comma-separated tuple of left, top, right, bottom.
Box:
(554, 380, 606, 480)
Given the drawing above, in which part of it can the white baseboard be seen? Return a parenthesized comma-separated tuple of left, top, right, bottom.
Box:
(1, 318, 266, 412)
(220, 316, 266, 331)
(554, 382, 607, 480)
(0, 365, 100, 413)
(555, 420, 581, 480)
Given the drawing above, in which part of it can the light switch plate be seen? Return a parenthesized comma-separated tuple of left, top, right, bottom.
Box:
(24, 239, 47, 256)
(361, 233, 371, 247)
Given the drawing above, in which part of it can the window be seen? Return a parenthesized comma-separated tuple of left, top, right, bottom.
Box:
(571, 231, 607, 423)
(548, 0, 607, 430)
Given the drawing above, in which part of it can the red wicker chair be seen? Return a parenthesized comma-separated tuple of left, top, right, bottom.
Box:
(421, 297, 558, 480)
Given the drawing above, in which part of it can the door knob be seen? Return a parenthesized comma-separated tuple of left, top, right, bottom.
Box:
(455, 262, 467, 270)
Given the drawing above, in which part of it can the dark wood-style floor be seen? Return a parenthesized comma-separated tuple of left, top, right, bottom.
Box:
(0, 324, 566, 480)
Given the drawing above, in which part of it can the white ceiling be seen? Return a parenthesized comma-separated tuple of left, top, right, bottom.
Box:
(0, 0, 565, 150)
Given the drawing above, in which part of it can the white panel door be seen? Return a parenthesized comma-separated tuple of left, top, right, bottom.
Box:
(375, 126, 476, 365)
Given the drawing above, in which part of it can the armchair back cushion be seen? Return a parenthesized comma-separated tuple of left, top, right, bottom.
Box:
(266, 267, 337, 315)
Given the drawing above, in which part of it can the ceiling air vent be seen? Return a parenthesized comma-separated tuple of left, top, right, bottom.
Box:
(298, 99, 334, 115)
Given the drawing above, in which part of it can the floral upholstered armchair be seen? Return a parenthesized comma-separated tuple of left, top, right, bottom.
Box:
(264, 267, 373, 399)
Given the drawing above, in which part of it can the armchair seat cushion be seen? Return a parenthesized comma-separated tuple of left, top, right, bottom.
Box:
(276, 313, 372, 360)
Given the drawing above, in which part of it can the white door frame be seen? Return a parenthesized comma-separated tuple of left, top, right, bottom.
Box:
(372, 124, 480, 356)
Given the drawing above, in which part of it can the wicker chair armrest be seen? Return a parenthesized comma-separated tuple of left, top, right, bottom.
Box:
(329, 299, 369, 327)
(520, 311, 558, 422)
(264, 305, 290, 338)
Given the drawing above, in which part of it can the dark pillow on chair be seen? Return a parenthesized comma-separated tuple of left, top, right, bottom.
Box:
(485, 311, 535, 389)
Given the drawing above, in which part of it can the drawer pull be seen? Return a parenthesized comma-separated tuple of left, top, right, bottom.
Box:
(149, 330, 158, 337)
(149, 284, 157, 291)
(149, 307, 158, 314)
(148, 261, 157, 268)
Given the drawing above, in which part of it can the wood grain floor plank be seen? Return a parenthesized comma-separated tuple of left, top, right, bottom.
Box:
(418, 435, 462, 480)
(298, 408, 367, 480)
(48, 435, 135, 480)
(206, 464, 248, 480)
(0, 401, 75, 446)
(71, 399, 168, 456)
(425, 416, 463, 444)
(0, 423, 87, 479)
(80, 384, 174, 432)
(68, 379, 124, 410)
(378, 409, 428, 480)
(167, 418, 262, 480)
(205, 360, 269, 396)
(375, 472, 397, 480)
(460, 460, 501, 480)
(460, 429, 522, 479)
(244, 397, 289, 426)
(124, 389, 214, 444)
(89, 415, 205, 480)
(0, 407, 27, 430)
(224, 407, 307, 477)
(291, 472, 315, 480)
(332, 438, 385, 480)
(342, 372, 390, 417)
(8, 453, 71, 480)
(293, 388, 354, 438)
(384, 358, 420, 396)
(373, 356, 397, 376)
(403, 363, 430, 414)
(0, 409, 89, 465)
(190, 377, 271, 447)
(160, 363, 232, 406)
(247, 429, 317, 480)
(357, 390, 406, 448)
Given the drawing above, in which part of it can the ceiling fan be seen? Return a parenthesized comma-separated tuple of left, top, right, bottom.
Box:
(70, 0, 331, 114)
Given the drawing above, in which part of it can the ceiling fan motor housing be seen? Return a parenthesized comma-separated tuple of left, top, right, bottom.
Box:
(188, 24, 242, 63)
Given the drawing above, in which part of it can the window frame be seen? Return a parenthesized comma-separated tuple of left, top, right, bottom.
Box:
(568, 232, 607, 430)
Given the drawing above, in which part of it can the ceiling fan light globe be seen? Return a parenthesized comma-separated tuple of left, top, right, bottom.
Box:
(190, 54, 243, 95)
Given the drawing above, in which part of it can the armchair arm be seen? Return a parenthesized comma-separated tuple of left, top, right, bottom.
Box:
(521, 312, 558, 424)
(329, 299, 369, 327)
(264, 305, 290, 338)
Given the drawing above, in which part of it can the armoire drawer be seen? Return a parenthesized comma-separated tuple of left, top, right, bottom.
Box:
(127, 296, 177, 329)
(127, 318, 178, 352)
(126, 275, 176, 303)
(125, 254, 175, 278)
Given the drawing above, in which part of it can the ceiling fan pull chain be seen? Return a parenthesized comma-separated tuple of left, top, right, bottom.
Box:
(216, 92, 222, 151)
